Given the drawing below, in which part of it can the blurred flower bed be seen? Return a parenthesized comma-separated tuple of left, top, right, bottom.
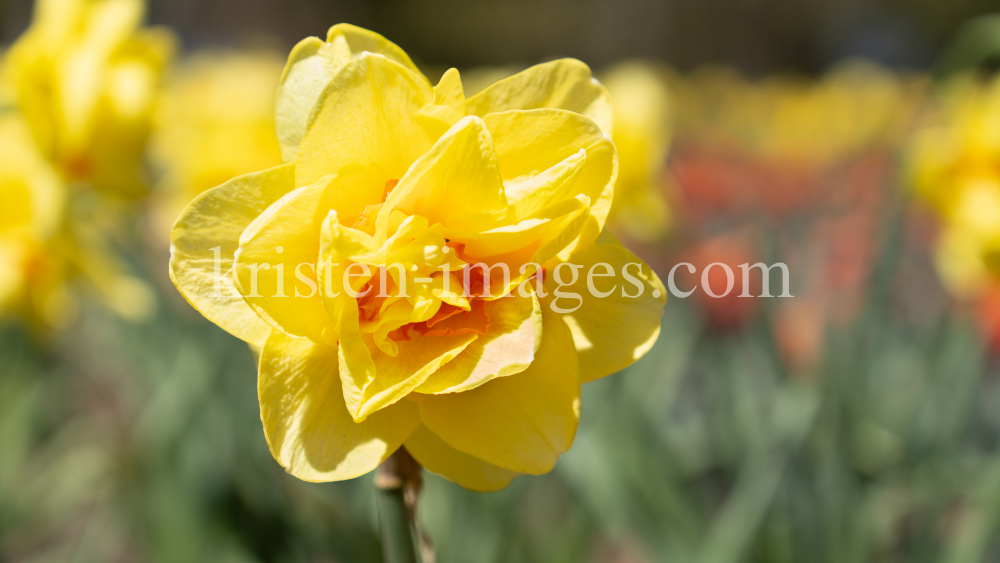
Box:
(5, 1, 1000, 561)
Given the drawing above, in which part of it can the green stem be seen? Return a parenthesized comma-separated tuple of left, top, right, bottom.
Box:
(375, 448, 423, 563)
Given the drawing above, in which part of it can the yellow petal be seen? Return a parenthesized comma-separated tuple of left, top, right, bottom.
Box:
(503, 148, 587, 219)
(417, 305, 580, 474)
(325, 23, 421, 74)
(169, 163, 295, 347)
(548, 231, 666, 382)
(416, 67, 468, 138)
(415, 292, 541, 394)
(444, 193, 589, 259)
(483, 109, 617, 258)
(455, 198, 592, 301)
(316, 214, 376, 421)
(274, 37, 340, 163)
(275, 25, 423, 162)
(319, 212, 480, 421)
(295, 53, 435, 188)
(258, 330, 420, 482)
(232, 174, 346, 344)
(404, 425, 518, 492)
(358, 331, 478, 421)
(334, 295, 378, 420)
(432, 67, 464, 107)
(380, 115, 507, 234)
(466, 59, 613, 135)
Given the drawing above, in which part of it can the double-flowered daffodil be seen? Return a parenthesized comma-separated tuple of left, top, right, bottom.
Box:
(170, 24, 665, 491)
(3, 0, 174, 197)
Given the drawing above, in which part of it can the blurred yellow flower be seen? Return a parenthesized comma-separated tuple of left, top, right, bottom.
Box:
(0, 111, 70, 326)
(170, 24, 665, 491)
(673, 60, 919, 167)
(602, 61, 673, 241)
(0, 109, 153, 328)
(2, 0, 174, 197)
(910, 75, 1000, 297)
(150, 49, 284, 236)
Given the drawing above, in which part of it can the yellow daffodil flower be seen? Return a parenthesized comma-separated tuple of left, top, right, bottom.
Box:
(169, 24, 665, 491)
(150, 49, 284, 236)
(602, 61, 673, 242)
(0, 109, 153, 328)
(2, 0, 174, 197)
(910, 74, 1000, 296)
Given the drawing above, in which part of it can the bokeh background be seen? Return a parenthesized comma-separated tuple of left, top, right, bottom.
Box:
(6, 0, 1000, 562)
(3, 0, 997, 71)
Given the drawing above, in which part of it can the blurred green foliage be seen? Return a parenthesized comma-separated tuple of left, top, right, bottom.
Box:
(2, 193, 999, 562)
(5, 0, 1000, 559)
(0, 283, 384, 562)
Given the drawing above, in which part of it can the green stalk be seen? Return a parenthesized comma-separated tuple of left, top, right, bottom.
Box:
(375, 448, 423, 563)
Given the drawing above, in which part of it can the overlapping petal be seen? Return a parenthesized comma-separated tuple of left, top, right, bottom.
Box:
(445, 193, 590, 261)
(404, 425, 518, 492)
(380, 115, 508, 233)
(317, 212, 483, 422)
(416, 292, 541, 394)
(550, 231, 666, 382)
(275, 24, 422, 162)
(466, 59, 613, 135)
(169, 163, 296, 347)
(295, 53, 435, 188)
(358, 331, 478, 420)
(419, 67, 468, 137)
(232, 162, 391, 343)
(259, 330, 420, 482)
(484, 109, 617, 258)
(232, 175, 339, 344)
(417, 305, 580, 474)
